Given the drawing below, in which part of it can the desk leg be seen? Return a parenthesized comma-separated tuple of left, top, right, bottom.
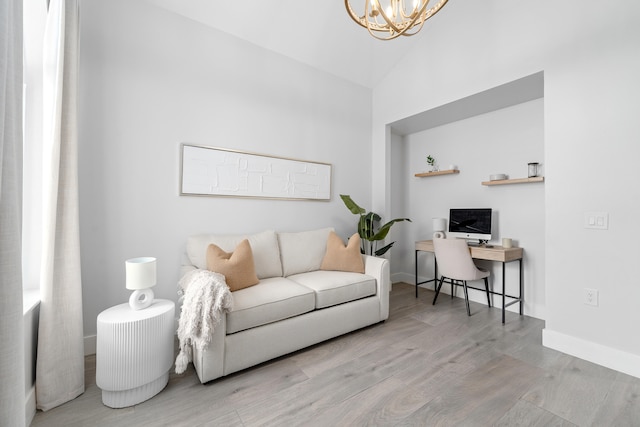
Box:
(415, 249, 439, 299)
(415, 250, 418, 298)
(502, 262, 506, 324)
(519, 258, 523, 315)
(435, 259, 438, 296)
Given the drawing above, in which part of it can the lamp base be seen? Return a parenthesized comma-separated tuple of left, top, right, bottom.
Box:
(433, 231, 445, 239)
(129, 288, 154, 310)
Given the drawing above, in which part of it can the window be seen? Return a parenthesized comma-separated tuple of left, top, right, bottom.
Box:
(22, 0, 47, 307)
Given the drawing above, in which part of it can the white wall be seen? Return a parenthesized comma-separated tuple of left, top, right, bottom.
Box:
(392, 100, 545, 318)
(78, 0, 372, 340)
(373, 0, 640, 377)
(389, 132, 410, 286)
(542, 2, 640, 374)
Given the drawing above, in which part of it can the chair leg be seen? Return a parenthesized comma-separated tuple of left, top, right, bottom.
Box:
(484, 277, 491, 307)
(463, 281, 471, 316)
(451, 279, 455, 299)
(432, 276, 445, 305)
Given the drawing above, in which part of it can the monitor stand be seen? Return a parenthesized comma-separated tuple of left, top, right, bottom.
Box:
(468, 239, 490, 247)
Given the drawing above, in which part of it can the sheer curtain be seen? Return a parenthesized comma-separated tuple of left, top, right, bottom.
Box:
(0, 0, 26, 425)
(35, 0, 84, 411)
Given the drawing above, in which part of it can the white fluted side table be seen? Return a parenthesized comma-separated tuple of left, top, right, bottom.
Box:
(96, 299, 175, 408)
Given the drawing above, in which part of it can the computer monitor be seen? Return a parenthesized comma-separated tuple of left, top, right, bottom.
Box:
(448, 208, 492, 243)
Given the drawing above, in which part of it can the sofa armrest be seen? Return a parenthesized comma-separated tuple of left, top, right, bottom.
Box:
(363, 255, 390, 320)
(191, 315, 226, 382)
(180, 251, 197, 279)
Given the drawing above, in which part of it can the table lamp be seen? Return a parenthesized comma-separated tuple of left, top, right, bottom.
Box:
(432, 218, 446, 239)
(126, 257, 156, 310)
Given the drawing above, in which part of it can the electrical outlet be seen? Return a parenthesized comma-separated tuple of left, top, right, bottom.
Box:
(584, 288, 598, 306)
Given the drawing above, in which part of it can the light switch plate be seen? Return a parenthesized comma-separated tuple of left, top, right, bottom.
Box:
(584, 288, 599, 306)
(584, 212, 608, 230)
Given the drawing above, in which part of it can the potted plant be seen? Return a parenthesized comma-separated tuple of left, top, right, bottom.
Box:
(426, 155, 438, 172)
(340, 194, 411, 256)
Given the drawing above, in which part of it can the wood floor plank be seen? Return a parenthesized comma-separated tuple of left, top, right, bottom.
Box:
(309, 376, 428, 426)
(399, 355, 545, 426)
(236, 344, 422, 426)
(591, 371, 640, 426)
(290, 315, 428, 378)
(494, 399, 577, 427)
(521, 356, 623, 426)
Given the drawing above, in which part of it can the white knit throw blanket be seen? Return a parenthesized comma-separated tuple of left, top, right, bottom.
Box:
(175, 270, 233, 374)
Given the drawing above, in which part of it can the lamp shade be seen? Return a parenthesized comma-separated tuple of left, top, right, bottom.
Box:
(432, 218, 446, 232)
(125, 257, 156, 290)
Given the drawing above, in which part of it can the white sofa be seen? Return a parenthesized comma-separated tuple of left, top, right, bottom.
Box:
(180, 228, 390, 384)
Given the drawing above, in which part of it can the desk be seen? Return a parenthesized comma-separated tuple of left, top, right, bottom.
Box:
(415, 240, 523, 323)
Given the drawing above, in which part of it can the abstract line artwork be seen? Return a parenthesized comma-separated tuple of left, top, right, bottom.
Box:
(180, 144, 332, 201)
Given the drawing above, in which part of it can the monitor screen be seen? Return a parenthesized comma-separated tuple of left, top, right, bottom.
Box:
(448, 208, 492, 241)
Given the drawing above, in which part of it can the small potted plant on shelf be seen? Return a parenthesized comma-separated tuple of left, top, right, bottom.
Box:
(427, 155, 438, 172)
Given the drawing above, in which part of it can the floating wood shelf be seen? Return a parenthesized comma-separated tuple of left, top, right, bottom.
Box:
(415, 169, 460, 178)
(481, 176, 544, 186)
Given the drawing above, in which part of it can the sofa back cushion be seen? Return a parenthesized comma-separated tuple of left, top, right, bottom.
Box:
(278, 228, 333, 277)
(187, 230, 282, 279)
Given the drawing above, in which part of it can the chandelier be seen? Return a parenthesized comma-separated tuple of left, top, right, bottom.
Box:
(345, 0, 449, 40)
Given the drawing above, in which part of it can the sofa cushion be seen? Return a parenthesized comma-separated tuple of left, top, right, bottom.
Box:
(321, 232, 365, 273)
(278, 228, 333, 277)
(187, 230, 282, 279)
(206, 240, 259, 292)
(226, 277, 315, 334)
(287, 271, 376, 309)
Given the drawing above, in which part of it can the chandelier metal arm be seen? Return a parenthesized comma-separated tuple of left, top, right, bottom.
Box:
(376, 0, 429, 34)
(345, 0, 449, 40)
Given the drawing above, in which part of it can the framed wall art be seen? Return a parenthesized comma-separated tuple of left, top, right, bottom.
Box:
(179, 143, 332, 201)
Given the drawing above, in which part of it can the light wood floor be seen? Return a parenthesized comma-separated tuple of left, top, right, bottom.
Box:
(31, 282, 640, 426)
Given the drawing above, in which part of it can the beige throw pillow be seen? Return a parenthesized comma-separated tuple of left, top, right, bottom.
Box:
(320, 232, 365, 273)
(206, 239, 259, 291)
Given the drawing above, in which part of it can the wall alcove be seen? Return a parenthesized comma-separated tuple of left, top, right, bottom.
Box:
(387, 71, 546, 320)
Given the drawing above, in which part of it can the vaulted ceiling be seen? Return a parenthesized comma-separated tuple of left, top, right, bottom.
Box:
(142, 0, 435, 88)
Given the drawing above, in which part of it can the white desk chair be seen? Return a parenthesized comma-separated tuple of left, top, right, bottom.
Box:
(432, 237, 491, 316)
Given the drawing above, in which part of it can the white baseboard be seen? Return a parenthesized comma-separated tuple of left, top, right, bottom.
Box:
(391, 272, 414, 284)
(25, 385, 36, 426)
(543, 328, 640, 380)
(84, 334, 96, 356)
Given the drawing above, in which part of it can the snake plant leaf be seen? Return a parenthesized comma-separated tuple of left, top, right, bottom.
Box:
(340, 194, 366, 215)
(374, 241, 395, 257)
(371, 218, 412, 241)
(358, 212, 381, 240)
